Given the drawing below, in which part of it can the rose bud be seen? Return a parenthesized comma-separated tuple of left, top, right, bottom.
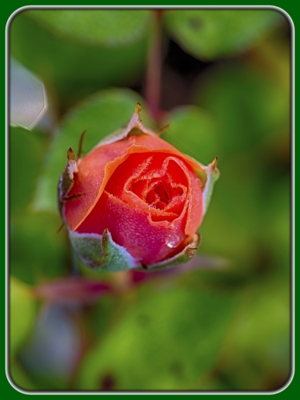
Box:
(58, 103, 219, 272)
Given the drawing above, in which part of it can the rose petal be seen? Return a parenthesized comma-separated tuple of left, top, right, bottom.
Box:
(185, 169, 204, 236)
(77, 190, 189, 265)
(106, 152, 190, 222)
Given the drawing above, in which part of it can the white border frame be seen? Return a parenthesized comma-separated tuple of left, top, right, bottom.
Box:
(5, 4, 295, 395)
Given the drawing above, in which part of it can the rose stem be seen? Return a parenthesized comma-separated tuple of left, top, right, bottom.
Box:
(144, 9, 164, 125)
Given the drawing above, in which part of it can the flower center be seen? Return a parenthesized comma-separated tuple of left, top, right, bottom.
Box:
(145, 180, 184, 210)
(104, 152, 189, 222)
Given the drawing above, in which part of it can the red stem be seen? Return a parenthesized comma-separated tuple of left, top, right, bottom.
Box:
(145, 10, 164, 125)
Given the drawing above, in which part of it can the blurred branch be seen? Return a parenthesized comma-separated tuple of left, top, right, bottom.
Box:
(33, 277, 113, 305)
(144, 10, 164, 124)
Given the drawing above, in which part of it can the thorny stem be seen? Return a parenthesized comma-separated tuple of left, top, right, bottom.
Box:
(145, 10, 164, 125)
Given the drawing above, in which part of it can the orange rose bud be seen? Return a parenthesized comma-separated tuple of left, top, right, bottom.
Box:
(58, 104, 219, 271)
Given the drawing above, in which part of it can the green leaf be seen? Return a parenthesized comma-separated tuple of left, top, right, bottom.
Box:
(9, 361, 37, 391)
(260, 177, 290, 273)
(10, 212, 67, 285)
(194, 62, 289, 156)
(192, 60, 290, 277)
(77, 284, 237, 390)
(217, 280, 290, 390)
(33, 89, 151, 214)
(164, 9, 284, 60)
(161, 105, 219, 165)
(69, 230, 139, 272)
(28, 9, 153, 47)
(10, 277, 35, 358)
(10, 12, 149, 110)
(9, 127, 47, 218)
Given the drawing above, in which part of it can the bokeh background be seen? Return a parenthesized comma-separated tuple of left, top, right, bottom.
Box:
(9, 8, 292, 392)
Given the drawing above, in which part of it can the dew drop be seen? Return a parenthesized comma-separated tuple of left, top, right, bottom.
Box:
(195, 178, 203, 188)
(166, 233, 181, 249)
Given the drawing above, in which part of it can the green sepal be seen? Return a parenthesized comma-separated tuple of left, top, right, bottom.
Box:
(69, 229, 139, 272)
(201, 157, 220, 216)
(139, 234, 201, 272)
(94, 102, 160, 147)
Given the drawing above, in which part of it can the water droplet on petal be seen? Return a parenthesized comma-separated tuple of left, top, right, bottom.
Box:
(166, 234, 181, 249)
(195, 178, 203, 188)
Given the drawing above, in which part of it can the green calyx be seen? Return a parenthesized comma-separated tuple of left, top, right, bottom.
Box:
(69, 229, 202, 273)
(69, 229, 139, 272)
(201, 157, 220, 217)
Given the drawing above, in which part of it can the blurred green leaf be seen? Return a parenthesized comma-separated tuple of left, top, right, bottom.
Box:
(10, 11, 150, 110)
(28, 10, 152, 47)
(88, 294, 120, 336)
(198, 150, 286, 279)
(33, 88, 151, 214)
(194, 62, 289, 156)
(10, 277, 35, 358)
(10, 212, 67, 285)
(9, 361, 37, 391)
(257, 175, 290, 274)
(77, 284, 237, 390)
(9, 127, 47, 218)
(193, 59, 290, 279)
(217, 280, 290, 390)
(161, 105, 219, 165)
(164, 9, 284, 60)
